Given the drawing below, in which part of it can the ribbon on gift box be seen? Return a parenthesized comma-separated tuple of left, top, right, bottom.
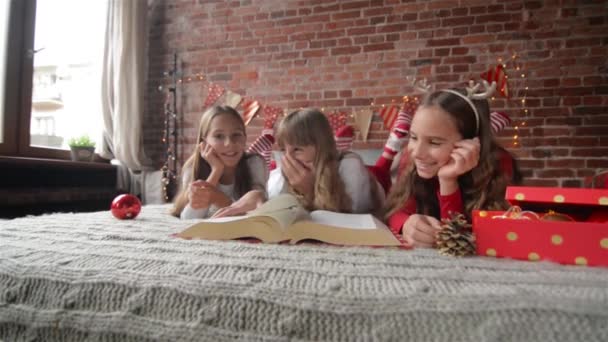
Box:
(492, 206, 540, 220)
(492, 206, 575, 222)
(541, 210, 575, 222)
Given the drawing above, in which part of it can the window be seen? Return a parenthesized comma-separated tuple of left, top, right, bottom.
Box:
(0, 0, 107, 160)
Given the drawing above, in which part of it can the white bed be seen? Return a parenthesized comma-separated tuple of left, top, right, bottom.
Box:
(1, 205, 607, 341)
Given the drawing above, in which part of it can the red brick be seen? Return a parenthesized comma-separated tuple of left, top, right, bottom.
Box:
(587, 159, 608, 168)
(453, 64, 469, 73)
(378, 23, 409, 33)
(536, 169, 575, 178)
(428, 0, 459, 10)
(462, 35, 495, 44)
(302, 14, 331, 23)
(347, 26, 376, 35)
(332, 10, 361, 20)
(442, 17, 475, 27)
(565, 38, 602, 48)
(303, 49, 328, 58)
(412, 20, 440, 30)
(146, 0, 608, 188)
(524, 179, 559, 187)
(561, 179, 583, 188)
(340, 1, 367, 9)
(475, 13, 512, 23)
(364, 42, 395, 52)
(313, 4, 340, 13)
(427, 38, 460, 47)
(331, 46, 362, 55)
(401, 13, 418, 21)
(574, 106, 607, 115)
(452, 27, 468, 35)
(291, 32, 316, 41)
(561, 8, 578, 17)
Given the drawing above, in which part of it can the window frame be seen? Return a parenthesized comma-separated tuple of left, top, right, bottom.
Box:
(1, 0, 101, 160)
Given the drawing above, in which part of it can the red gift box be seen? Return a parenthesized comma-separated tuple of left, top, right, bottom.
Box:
(473, 186, 608, 267)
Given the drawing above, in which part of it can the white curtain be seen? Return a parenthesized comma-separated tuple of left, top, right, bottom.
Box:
(101, 0, 152, 171)
(101, 0, 163, 203)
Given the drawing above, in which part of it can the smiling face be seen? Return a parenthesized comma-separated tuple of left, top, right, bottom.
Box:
(282, 143, 316, 168)
(276, 109, 338, 171)
(204, 113, 246, 167)
(407, 105, 463, 179)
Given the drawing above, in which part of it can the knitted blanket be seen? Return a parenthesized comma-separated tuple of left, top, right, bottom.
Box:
(1, 206, 607, 341)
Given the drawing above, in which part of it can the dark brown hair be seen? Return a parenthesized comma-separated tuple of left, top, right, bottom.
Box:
(384, 89, 512, 221)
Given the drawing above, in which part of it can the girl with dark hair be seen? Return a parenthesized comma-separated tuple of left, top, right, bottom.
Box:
(384, 83, 516, 247)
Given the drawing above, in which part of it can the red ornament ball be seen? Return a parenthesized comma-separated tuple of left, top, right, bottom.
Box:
(111, 194, 142, 220)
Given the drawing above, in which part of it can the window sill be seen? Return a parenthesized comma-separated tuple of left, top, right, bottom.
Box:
(0, 156, 114, 170)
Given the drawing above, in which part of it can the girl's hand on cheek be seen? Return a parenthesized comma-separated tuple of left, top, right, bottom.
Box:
(200, 142, 225, 173)
(438, 137, 480, 180)
(281, 153, 315, 199)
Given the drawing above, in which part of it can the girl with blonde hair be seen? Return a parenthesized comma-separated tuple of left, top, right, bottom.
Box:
(268, 108, 383, 214)
(171, 106, 268, 219)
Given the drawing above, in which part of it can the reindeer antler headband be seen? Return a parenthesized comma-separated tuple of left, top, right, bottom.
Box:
(412, 78, 497, 136)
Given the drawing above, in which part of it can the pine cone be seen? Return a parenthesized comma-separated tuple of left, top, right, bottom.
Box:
(436, 213, 476, 257)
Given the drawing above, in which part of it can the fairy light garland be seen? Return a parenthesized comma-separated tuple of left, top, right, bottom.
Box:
(159, 53, 180, 202)
(488, 53, 529, 147)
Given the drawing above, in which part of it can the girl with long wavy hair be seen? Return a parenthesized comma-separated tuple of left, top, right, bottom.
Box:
(268, 108, 383, 214)
(171, 106, 268, 219)
(384, 86, 516, 248)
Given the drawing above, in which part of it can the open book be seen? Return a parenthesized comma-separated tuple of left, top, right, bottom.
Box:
(176, 194, 401, 246)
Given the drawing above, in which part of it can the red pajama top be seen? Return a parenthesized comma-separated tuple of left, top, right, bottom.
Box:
(385, 148, 517, 235)
(387, 186, 463, 235)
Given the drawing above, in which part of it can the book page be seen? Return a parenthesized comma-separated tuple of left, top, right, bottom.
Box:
(248, 193, 307, 230)
(176, 195, 306, 243)
(288, 211, 400, 246)
(309, 210, 379, 230)
(250, 193, 301, 215)
(197, 215, 249, 223)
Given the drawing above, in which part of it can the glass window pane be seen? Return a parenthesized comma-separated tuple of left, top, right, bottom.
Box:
(0, 0, 10, 144)
(30, 0, 107, 151)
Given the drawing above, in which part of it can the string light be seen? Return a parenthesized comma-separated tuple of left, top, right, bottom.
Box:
(157, 72, 205, 89)
(484, 51, 529, 147)
(159, 53, 180, 201)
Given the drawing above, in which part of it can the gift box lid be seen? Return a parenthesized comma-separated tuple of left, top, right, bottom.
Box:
(506, 186, 608, 207)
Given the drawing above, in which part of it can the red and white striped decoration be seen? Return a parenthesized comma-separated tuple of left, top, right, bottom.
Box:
(490, 111, 511, 134)
(247, 133, 275, 168)
(481, 64, 509, 98)
(334, 125, 354, 151)
(379, 104, 399, 130)
(399, 97, 418, 124)
(203, 83, 225, 107)
(246, 105, 282, 169)
(241, 100, 261, 126)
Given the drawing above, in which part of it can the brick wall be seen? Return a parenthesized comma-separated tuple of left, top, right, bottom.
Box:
(146, 0, 608, 188)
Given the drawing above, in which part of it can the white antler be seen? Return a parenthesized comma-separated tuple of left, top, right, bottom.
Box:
(411, 78, 431, 93)
(467, 80, 496, 100)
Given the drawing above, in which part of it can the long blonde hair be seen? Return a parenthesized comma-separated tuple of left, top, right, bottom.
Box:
(384, 89, 511, 221)
(276, 108, 353, 212)
(170, 105, 256, 217)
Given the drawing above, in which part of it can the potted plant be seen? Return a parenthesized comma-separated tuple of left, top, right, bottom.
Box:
(68, 135, 96, 162)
